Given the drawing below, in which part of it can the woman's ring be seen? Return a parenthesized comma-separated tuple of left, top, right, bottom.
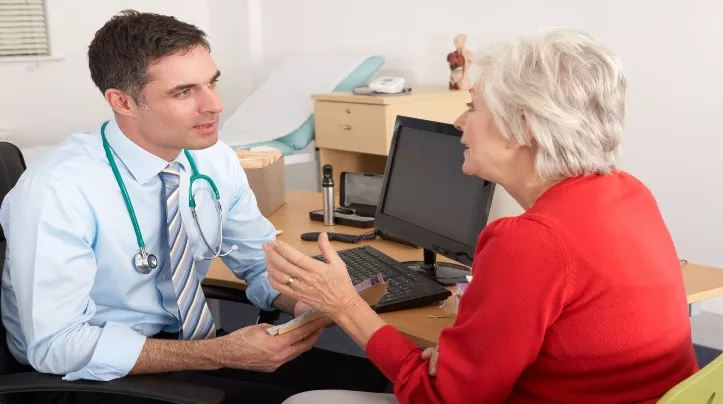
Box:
(285, 277, 295, 287)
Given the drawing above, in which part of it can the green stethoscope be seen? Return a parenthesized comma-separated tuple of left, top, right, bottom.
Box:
(101, 120, 237, 274)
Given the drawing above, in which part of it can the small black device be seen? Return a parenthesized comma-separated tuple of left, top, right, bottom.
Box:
(309, 171, 383, 228)
(372, 116, 496, 285)
(309, 208, 375, 228)
(311, 245, 451, 313)
(340, 172, 384, 218)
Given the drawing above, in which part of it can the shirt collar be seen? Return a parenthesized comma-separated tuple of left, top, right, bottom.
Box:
(101, 119, 189, 185)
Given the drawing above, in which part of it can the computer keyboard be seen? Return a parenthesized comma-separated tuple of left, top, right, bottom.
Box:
(312, 245, 452, 313)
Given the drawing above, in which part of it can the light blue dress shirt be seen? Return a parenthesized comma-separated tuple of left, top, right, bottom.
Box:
(0, 119, 280, 381)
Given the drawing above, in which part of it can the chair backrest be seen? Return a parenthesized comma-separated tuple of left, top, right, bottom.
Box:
(658, 353, 723, 404)
(0, 142, 27, 375)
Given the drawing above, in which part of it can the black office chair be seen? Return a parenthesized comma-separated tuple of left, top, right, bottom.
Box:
(0, 142, 277, 403)
(203, 284, 281, 325)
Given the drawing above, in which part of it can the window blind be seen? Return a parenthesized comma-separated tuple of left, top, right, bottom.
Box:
(0, 0, 49, 57)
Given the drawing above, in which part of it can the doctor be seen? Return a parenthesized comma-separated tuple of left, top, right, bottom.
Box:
(0, 9, 387, 404)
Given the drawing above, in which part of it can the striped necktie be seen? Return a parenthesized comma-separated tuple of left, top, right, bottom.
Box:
(160, 162, 216, 340)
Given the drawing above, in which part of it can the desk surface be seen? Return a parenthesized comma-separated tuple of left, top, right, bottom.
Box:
(682, 262, 723, 304)
(206, 191, 723, 346)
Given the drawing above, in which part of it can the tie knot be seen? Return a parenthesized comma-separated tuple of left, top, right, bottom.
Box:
(160, 162, 181, 187)
(162, 162, 181, 176)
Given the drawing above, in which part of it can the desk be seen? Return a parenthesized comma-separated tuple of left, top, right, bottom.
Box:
(683, 263, 723, 304)
(206, 190, 456, 346)
(205, 191, 723, 346)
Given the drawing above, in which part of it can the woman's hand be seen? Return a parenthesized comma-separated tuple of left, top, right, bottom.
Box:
(264, 232, 364, 319)
(421, 345, 440, 376)
(293, 301, 336, 328)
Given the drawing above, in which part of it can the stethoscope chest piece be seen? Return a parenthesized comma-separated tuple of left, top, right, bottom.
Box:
(134, 250, 158, 274)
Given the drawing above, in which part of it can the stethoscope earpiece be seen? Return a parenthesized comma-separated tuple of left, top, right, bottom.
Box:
(194, 244, 238, 261)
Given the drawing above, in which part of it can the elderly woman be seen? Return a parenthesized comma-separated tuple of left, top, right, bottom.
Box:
(264, 28, 698, 404)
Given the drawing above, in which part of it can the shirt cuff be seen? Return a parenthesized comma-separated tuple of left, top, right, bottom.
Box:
(63, 321, 146, 381)
(245, 270, 281, 311)
(365, 325, 422, 382)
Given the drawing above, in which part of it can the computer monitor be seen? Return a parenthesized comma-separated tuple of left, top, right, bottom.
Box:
(374, 116, 496, 285)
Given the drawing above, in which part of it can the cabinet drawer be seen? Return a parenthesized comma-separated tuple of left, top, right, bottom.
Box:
(314, 101, 389, 155)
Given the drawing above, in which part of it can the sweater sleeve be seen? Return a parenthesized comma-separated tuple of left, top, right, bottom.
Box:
(365, 217, 571, 404)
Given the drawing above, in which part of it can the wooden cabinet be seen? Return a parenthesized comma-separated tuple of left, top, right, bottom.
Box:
(315, 101, 388, 155)
(312, 85, 470, 188)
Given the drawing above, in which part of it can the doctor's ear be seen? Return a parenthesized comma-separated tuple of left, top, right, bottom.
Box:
(104, 88, 143, 117)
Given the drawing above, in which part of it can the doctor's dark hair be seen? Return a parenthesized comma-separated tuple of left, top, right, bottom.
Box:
(88, 9, 210, 106)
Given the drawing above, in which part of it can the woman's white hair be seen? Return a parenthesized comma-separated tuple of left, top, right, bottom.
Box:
(478, 28, 627, 180)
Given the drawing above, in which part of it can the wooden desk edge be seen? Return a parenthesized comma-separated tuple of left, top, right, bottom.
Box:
(687, 287, 723, 304)
(202, 277, 247, 292)
(682, 263, 723, 304)
(397, 332, 439, 348)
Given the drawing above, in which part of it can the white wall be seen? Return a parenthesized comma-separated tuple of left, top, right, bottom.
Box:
(251, 0, 723, 312)
(0, 0, 211, 149)
(4, 0, 723, 314)
(206, 0, 259, 122)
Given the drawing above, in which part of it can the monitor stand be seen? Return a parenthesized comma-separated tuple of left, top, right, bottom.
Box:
(403, 249, 470, 286)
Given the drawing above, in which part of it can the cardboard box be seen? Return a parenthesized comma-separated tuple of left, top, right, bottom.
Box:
(244, 156, 286, 217)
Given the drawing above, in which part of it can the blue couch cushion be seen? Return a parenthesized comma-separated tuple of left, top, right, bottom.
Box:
(275, 56, 384, 152)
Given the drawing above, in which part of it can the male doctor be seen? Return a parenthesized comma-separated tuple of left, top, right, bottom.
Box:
(0, 9, 387, 404)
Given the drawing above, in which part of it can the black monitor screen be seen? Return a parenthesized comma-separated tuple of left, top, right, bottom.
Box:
(375, 117, 495, 266)
(383, 127, 483, 245)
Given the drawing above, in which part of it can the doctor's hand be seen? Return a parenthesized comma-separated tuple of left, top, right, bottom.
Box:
(212, 319, 325, 372)
(264, 233, 364, 320)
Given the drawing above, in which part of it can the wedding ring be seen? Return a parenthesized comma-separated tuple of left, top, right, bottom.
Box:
(285, 277, 295, 287)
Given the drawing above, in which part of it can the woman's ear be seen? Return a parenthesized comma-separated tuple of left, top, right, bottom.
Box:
(519, 114, 537, 147)
(505, 125, 536, 151)
(506, 137, 526, 150)
(524, 128, 537, 147)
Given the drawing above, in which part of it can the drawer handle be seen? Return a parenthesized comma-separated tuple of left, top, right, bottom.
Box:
(343, 124, 352, 130)
(345, 108, 351, 114)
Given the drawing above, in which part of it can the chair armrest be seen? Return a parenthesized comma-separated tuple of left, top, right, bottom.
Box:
(0, 372, 224, 404)
(202, 284, 252, 305)
(201, 284, 282, 325)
